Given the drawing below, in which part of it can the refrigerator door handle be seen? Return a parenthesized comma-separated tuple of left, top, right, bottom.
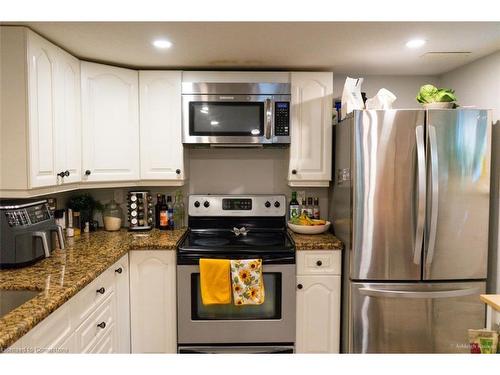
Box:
(359, 286, 480, 299)
(413, 125, 426, 265)
(426, 125, 439, 265)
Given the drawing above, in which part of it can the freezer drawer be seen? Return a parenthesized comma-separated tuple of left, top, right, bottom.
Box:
(350, 281, 486, 353)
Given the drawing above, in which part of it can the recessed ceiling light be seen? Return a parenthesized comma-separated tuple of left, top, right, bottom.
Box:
(152, 39, 172, 49)
(406, 39, 426, 49)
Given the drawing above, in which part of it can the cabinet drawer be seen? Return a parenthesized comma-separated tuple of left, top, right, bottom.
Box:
(89, 323, 115, 353)
(15, 301, 72, 353)
(297, 250, 341, 275)
(75, 293, 115, 352)
(71, 267, 114, 326)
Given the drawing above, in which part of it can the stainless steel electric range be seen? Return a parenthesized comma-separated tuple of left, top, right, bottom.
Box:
(177, 194, 296, 354)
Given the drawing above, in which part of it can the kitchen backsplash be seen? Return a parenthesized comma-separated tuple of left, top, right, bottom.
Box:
(42, 148, 330, 227)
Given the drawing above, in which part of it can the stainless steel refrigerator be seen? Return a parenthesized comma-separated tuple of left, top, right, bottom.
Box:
(330, 109, 492, 353)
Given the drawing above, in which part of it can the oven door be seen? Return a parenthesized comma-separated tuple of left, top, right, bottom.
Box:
(182, 94, 288, 145)
(177, 263, 296, 344)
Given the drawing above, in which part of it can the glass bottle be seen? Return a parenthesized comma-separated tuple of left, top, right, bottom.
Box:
(307, 197, 314, 218)
(159, 195, 169, 230)
(289, 191, 300, 220)
(173, 190, 185, 229)
(313, 197, 320, 219)
(166, 195, 174, 230)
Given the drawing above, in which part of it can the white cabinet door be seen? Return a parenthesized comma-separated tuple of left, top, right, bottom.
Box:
(27, 31, 58, 188)
(296, 275, 341, 353)
(81, 62, 139, 182)
(112, 254, 131, 353)
(139, 71, 185, 182)
(129, 251, 176, 353)
(289, 72, 333, 187)
(55, 49, 81, 184)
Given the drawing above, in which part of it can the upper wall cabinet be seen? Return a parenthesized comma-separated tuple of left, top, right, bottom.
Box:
(139, 71, 185, 183)
(0, 27, 81, 192)
(288, 72, 333, 187)
(81, 62, 139, 182)
(55, 48, 82, 185)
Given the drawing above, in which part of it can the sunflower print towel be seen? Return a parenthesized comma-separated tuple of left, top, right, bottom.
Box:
(230, 259, 265, 305)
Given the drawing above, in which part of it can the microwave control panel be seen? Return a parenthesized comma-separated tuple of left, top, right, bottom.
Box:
(274, 102, 290, 136)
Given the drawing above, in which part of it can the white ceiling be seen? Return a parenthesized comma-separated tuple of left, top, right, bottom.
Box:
(6, 22, 500, 75)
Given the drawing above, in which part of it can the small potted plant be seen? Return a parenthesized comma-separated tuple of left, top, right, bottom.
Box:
(416, 84, 458, 109)
(67, 193, 102, 230)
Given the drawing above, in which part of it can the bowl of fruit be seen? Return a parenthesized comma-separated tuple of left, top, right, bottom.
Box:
(287, 213, 331, 235)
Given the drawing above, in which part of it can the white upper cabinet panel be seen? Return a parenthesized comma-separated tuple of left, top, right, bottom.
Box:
(27, 31, 58, 188)
(55, 49, 81, 184)
(139, 71, 184, 181)
(289, 72, 333, 187)
(81, 62, 139, 182)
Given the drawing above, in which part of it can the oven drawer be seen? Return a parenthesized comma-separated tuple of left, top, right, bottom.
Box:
(297, 250, 341, 276)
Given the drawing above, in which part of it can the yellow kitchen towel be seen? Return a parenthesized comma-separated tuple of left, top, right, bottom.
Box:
(199, 258, 232, 305)
(230, 259, 265, 305)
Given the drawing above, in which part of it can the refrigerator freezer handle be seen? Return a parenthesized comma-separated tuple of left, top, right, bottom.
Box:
(413, 125, 426, 265)
(426, 125, 439, 265)
(359, 287, 480, 299)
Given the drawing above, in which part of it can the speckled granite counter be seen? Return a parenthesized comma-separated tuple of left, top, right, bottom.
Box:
(0, 228, 186, 351)
(289, 231, 343, 251)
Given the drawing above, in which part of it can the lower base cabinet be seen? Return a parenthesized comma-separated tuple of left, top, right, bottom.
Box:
(129, 250, 177, 353)
(295, 250, 341, 353)
(7, 254, 130, 353)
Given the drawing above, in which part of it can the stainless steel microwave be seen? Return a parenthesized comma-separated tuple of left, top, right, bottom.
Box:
(182, 82, 291, 145)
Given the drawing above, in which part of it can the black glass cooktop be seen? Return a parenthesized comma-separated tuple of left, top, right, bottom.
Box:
(177, 228, 296, 265)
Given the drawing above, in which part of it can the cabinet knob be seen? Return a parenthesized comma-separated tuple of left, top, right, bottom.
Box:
(292, 169, 297, 175)
(316, 260, 323, 267)
(176, 169, 181, 175)
(115, 267, 123, 274)
(97, 322, 106, 329)
(57, 171, 66, 178)
(64, 170, 70, 177)
(85, 170, 91, 176)
(297, 284, 303, 290)
(96, 287, 105, 294)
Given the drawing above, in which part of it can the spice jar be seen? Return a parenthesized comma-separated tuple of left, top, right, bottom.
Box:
(103, 200, 122, 231)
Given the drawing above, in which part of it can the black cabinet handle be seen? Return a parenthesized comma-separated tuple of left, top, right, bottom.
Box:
(291, 169, 297, 175)
(85, 170, 91, 176)
(96, 287, 105, 294)
(176, 169, 181, 175)
(57, 171, 66, 178)
(316, 260, 323, 266)
(97, 322, 106, 329)
(297, 284, 303, 290)
(115, 267, 123, 274)
(64, 170, 70, 177)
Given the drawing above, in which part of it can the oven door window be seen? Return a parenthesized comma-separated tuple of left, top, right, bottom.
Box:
(191, 272, 282, 320)
(189, 102, 264, 136)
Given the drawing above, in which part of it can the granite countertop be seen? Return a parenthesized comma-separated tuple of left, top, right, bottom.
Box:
(0, 228, 187, 351)
(480, 294, 500, 312)
(290, 231, 343, 251)
(0, 227, 342, 351)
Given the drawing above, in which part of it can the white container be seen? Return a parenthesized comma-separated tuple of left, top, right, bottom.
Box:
(287, 221, 331, 235)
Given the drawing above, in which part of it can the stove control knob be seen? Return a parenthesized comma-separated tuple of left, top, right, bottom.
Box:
(274, 201, 280, 208)
(194, 201, 200, 208)
(265, 201, 271, 208)
(203, 201, 210, 208)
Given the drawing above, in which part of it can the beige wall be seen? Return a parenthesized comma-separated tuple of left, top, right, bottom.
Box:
(440, 51, 500, 295)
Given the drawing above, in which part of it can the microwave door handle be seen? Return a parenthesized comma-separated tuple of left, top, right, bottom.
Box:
(32, 231, 50, 258)
(264, 98, 272, 139)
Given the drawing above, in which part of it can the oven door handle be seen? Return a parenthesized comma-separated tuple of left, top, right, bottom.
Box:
(264, 98, 272, 139)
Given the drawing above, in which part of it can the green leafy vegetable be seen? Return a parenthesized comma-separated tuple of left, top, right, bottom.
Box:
(416, 84, 457, 104)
